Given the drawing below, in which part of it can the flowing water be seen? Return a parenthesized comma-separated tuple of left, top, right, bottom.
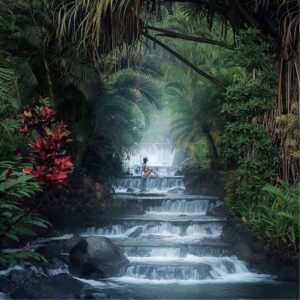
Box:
(2, 143, 298, 299)
(127, 143, 176, 167)
(125, 143, 179, 176)
(115, 176, 185, 193)
(31, 173, 298, 299)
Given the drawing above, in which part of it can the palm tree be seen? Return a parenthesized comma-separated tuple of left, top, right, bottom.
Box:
(0, 1, 163, 181)
(151, 14, 236, 168)
(165, 79, 221, 167)
(63, 53, 163, 179)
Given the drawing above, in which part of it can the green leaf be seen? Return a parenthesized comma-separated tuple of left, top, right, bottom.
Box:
(4, 231, 19, 242)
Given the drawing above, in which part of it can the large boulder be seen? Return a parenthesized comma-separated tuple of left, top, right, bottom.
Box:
(207, 201, 228, 217)
(69, 236, 129, 279)
(0, 275, 14, 294)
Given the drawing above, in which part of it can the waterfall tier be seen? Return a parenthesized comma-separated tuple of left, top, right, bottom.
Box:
(115, 176, 185, 193)
(29, 173, 288, 299)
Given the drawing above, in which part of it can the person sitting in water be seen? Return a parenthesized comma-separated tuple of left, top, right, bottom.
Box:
(142, 157, 158, 178)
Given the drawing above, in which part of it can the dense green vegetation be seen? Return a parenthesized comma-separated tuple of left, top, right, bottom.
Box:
(0, 0, 161, 262)
(147, 8, 299, 255)
(0, 0, 298, 264)
(222, 30, 299, 255)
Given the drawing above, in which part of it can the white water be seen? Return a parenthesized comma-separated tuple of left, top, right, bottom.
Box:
(47, 266, 69, 276)
(82, 222, 222, 240)
(32, 189, 273, 287)
(111, 273, 275, 285)
(0, 266, 24, 276)
(124, 246, 231, 258)
(121, 262, 273, 282)
(108, 176, 275, 284)
(35, 234, 74, 243)
(115, 177, 185, 193)
(147, 199, 209, 215)
(128, 255, 244, 264)
(24, 167, 275, 298)
(127, 143, 176, 168)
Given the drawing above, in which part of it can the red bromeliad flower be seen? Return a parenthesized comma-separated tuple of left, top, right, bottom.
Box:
(20, 103, 73, 187)
(54, 157, 73, 171)
(18, 105, 56, 134)
(40, 107, 56, 121)
(47, 173, 68, 187)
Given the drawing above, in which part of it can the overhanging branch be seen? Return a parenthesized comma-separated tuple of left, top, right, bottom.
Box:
(146, 25, 234, 50)
(142, 32, 226, 90)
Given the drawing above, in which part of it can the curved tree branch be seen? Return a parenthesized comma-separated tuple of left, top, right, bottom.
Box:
(142, 32, 226, 90)
(146, 25, 234, 49)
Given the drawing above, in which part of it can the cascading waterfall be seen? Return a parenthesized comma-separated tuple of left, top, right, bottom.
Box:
(147, 199, 209, 215)
(34, 179, 274, 289)
(124, 246, 232, 258)
(126, 143, 176, 169)
(117, 143, 185, 192)
(124, 257, 253, 281)
(107, 173, 275, 285)
(3, 147, 297, 299)
(25, 163, 280, 300)
(115, 176, 185, 193)
(83, 222, 222, 239)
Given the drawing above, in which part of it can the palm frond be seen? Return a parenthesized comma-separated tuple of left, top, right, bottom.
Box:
(110, 69, 162, 108)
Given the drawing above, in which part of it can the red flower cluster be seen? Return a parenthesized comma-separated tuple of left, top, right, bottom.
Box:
(19, 104, 73, 186)
(18, 106, 56, 134)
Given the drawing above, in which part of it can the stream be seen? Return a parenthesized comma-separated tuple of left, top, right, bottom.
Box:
(88, 177, 297, 299)
(1, 143, 299, 299)
(21, 175, 298, 299)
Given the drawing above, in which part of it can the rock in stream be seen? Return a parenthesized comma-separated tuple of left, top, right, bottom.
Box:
(69, 236, 129, 279)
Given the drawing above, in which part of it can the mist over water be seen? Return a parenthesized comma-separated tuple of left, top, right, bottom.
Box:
(129, 143, 176, 167)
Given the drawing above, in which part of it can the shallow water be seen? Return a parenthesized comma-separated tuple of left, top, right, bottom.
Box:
(26, 175, 299, 299)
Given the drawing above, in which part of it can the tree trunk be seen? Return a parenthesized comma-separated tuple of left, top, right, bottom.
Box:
(44, 58, 54, 100)
(142, 32, 226, 90)
(146, 25, 234, 49)
(202, 124, 219, 168)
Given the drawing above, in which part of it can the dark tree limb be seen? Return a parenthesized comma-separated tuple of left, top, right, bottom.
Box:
(146, 25, 234, 49)
(142, 32, 226, 90)
(44, 58, 54, 100)
(202, 123, 219, 167)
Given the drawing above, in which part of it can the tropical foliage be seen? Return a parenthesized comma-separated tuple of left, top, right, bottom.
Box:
(0, 0, 298, 265)
(150, 11, 235, 168)
(0, 1, 161, 183)
(223, 30, 298, 254)
(0, 160, 49, 264)
(149, 7, 299, 255)
(19, 102, 73, 186)
(231, 181, 299, 255)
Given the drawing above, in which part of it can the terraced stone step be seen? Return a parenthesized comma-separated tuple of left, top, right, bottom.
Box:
(110, 237, 230, 248)
(122, 260, 257, 281)
(110, 195, 222, 217)
(83, 220, 223, 240)
(115, 176, 185, 193)
(112, 194, 220, 201)
(123, 246, 233, 258)
(127, 256, 244, 266)
(113, 215, 226, 223)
